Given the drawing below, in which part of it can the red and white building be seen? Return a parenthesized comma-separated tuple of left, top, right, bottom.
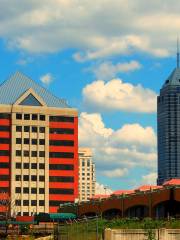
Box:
(0, 71, 78, 216)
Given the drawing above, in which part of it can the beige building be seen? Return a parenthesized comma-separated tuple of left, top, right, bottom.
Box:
(78, 148, 96, 202)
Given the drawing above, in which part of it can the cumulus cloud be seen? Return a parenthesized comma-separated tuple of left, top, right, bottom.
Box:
(0, 1, 179, 58)
(40, 73, 53, 85)
(141, 172, 157, 185)
(90, 60, 142, 80)
(83, 79, 157, 113)
(95, 182, 112, 195)
(79, 112, 157, 179)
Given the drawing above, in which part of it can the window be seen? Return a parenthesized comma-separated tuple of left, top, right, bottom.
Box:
(31, 200, 37, 206)
(24, 138, 29, 144)
(0, 150, 9, 156)
(49, 140, 74, 146)
(32, 126, 37, 133)
(39, 163, 45, 169)
(24, 151, 29, 157)
(49, 176, 74, 183)
(15, 200, 21, 206)
(39, 127, 45, 133)
(0, 162, 9, 168)
(49, 164, 74, 170)
(40, 115, 45, 121)
(23, 200, 29, 206)
(39, 151, 45, 157)
(49, 188, 74, 195)
(39, 139, 45, 145)
(39, 200, 45, 206)
(49, 152, 74, 158)
(0, 113, 10, 119)
(49, 116, 74, 123)
(23, 212, 29, 216)
(24, 114, 30, 120)
(0, 126, 10, 131)
(16, 114, 22, 120)
(39, 176, 45, 182)
(23, 175, 29, 181)
(32, 114, 38, 120)
(23, 188, 29, 194)
(39, 188, 45, 194)
(15, 187, 21, 193)
(16, 163, 21, 169)
(49, 201, 67, 206)
(24, 126, 30, 132)
(31, 139, 37, 145)
(15, 175, 21, 181)
(16, 138, 22, 144)
(31, 175, 37, 181)
(31, 151, 37, 157)
(16, 150, 21, 157)
(0, 187, 9, 193)
(0, 175, 9, 180)
(23, 163, 29, 169)
(31, 188, 37, 194)
(0, 138, 10, 144)
(49, 128, 74, 135)
(16, 126, 22, 132)
(31, 163, 37, 169)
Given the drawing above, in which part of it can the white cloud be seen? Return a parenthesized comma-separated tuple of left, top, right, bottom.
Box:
(102, 168, 129, 178)
(40, 73, 53, 85)
(141, 172, 157, 185)
(95, 182, 112, 195)
(79, 112, 157, 179)
(0, 1, 179, 58)
(90, 60, 142, 80)
(83, 78, 157, 113)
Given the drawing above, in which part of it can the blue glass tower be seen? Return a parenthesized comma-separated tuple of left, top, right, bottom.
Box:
(157, 44, 180, 185)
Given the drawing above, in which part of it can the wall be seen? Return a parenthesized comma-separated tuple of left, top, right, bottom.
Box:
(104, 228, 180, 240)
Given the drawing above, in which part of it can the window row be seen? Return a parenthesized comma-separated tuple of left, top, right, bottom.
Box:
(16, 113, 45, 121)
(0, 138, 10, 144)
(49, 140, 74, 146)
(49, 176, 74, 182)
(0, 150, 9, 156)
(49, 188, 74, 195)
(16, 162, 45, 170)
(49, 152, 74, 158)
(15, 187, 44, 194)
(0, 113, 10, 119)
(16, 138, 45, 145)
(0, 126, 10, 132)
(49, 128, 74, 135)
(16, 126, 45, 133)
(49, 164, 74, 170)
(49, 116, 74, 123)
(16, 150, 45, 157)
(15, 175, 45, 182)
(15, 199, 45, 206)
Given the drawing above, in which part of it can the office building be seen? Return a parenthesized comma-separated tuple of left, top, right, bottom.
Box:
(78, 148, 95, 201)
(0, 71, 78, 216)
(157, 53, 180, 184)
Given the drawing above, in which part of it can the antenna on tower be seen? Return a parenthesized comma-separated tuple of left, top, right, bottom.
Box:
(177, 37, 179, 68)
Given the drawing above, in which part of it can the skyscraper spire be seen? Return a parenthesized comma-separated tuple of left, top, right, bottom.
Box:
(177, 37, 179, 68)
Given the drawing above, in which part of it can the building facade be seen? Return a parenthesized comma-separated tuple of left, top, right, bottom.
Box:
(78, 148, 95, 201)
(0, 72, 78, 216)
(157, 66, 180, 185)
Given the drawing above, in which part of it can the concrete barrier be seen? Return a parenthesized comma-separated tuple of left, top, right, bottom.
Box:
(104, 228, 180, 240)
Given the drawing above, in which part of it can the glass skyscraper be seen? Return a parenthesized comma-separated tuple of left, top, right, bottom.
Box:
(157, 63, 180, 185)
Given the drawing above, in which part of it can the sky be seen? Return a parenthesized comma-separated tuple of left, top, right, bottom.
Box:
(0, 0, 179, 192)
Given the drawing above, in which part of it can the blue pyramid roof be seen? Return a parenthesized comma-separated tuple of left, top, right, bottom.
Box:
(0, 71, 69, 108)
(163, 67, 180, 87)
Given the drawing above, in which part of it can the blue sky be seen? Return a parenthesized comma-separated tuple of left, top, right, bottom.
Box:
(0, 1, 179, 192)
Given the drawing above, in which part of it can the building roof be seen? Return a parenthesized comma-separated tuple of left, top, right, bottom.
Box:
(163, 67, 180, 87)
(163, 178, 180, 186)
(0, 71, 69, 108)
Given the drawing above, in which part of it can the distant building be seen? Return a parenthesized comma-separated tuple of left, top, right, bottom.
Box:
(0, 72, 78, 216)
(157, 51, 180, 185)
(78, 148, 96, 201)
